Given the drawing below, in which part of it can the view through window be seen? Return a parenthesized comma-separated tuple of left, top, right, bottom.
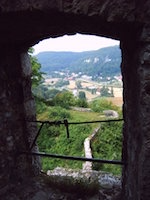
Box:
(31, 34, 123, 176)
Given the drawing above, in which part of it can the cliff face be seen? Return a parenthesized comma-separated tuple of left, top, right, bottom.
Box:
(0, 1, 150, 200)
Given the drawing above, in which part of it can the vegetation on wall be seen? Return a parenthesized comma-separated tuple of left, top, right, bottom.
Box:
(91, 121, 123, 174)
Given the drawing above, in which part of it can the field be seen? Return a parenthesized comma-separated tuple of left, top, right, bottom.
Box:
(44, 77, 123, 107)
(67, 79, 123, 106)
(107, 97, 123, 107)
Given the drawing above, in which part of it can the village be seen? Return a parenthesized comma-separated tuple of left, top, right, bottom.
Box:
(42, 70, 123, 107)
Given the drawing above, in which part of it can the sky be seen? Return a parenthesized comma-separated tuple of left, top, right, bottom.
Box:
(33, 33, 119, 55)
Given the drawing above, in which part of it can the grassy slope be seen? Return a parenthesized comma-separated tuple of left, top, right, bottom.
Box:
(36, 104, 122, 175)
(37, 107, 102, 171)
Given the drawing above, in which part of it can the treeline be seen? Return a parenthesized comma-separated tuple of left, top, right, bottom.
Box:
(33, 85, 88, 108)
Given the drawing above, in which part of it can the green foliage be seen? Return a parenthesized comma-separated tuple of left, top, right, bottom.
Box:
(76, 80, 82, 89)
(29, 47, 43, 88)
(53, 91, 75, 109)
(54, 79, 69, 87)
(110, 86, 114, 97)
(46, 89, 60, 99)
(33, 85, 48, 99)
(33, 85, 90, 109)
(36, 95, 122, 175)
(91, 121, 123, 175)
(33, 85, 61, 101)
(78, 91, 86, 99)
(75, 91, 88, 107)
(48, 106, 71, 120)
(76, 99, 88, 108)
(37, 107, 92, 171)
(100, 86, 114, 97)
(90, 98, 118, 113)
(35, 96, 48, 114)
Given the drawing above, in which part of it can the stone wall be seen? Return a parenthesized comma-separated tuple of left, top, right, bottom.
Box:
(0, 1, 150, 199)
(0, 47, 40, 193)
(121, 25, 150, 200)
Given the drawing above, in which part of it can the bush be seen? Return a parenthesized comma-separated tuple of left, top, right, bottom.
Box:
(37, 118, 92, 171)
(53, 91, 75, 109)
(49, 106, 71, 120)
(76, 99, 88, 108)
(91, 121, 123, 175)
(90, 98, 118, 113)
(35, 96, 47, 114)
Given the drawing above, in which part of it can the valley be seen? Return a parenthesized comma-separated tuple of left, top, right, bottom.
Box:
(33, 45, 123, 175)
(43, 74, 123, 106)
(36, 45, 123, 107)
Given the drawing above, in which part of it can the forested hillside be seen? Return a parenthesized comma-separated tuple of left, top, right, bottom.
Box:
(36, 45, 121, 78)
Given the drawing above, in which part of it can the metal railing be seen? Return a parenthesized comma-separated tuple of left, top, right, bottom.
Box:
(19, 118, 124, 166)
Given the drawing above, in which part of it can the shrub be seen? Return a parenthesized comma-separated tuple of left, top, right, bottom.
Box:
(91, 121, 123, 175)
(53, 91, 75, 109)
(76, 99, 88, 108)
(49, 106, 71, 120)
(90, 98, 118, 113)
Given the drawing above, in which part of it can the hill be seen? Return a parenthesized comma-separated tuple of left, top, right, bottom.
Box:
(36, 46, 121, 79)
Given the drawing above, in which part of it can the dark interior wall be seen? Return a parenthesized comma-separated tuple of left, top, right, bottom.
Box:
(0, 47, 40, 189)
(121, 35, 143, 200)
(0, 0, 140, 47)
(0, 1, 150, 199)
(121, 31, 150, 199)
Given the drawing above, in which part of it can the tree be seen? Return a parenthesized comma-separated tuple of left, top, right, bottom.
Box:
(76, 99, 88, 108)
(100, 86, 113, 97)
(78, 91, 86, 99)
(110, 86, 114, 97)
(54, 79, 69, 87)
(75, 80, 82, 89)
(53, 91, 75, 108)
(77, 91, 88, 107)
(28, 47, 43, 88)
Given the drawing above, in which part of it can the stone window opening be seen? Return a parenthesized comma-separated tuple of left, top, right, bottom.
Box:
(0, 1, 149, 199)
(28, 34, 123, 197)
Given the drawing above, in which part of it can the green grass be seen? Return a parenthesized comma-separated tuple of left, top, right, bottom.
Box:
(91, 121, 123, 175)
(37, 107, 100, 171)
(36, 102, 122, 175)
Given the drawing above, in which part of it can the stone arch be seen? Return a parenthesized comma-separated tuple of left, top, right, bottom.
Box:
(0, 1, 150, 200)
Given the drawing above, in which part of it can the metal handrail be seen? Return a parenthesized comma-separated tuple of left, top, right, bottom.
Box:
(20, 151, 124, 165)
(23, 118, 124, 165)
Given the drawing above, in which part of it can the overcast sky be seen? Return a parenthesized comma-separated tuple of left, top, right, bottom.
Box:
(33, 33, 119, 55)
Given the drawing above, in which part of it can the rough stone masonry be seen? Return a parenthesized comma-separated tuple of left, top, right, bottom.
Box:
(0, 1, 150, 199)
